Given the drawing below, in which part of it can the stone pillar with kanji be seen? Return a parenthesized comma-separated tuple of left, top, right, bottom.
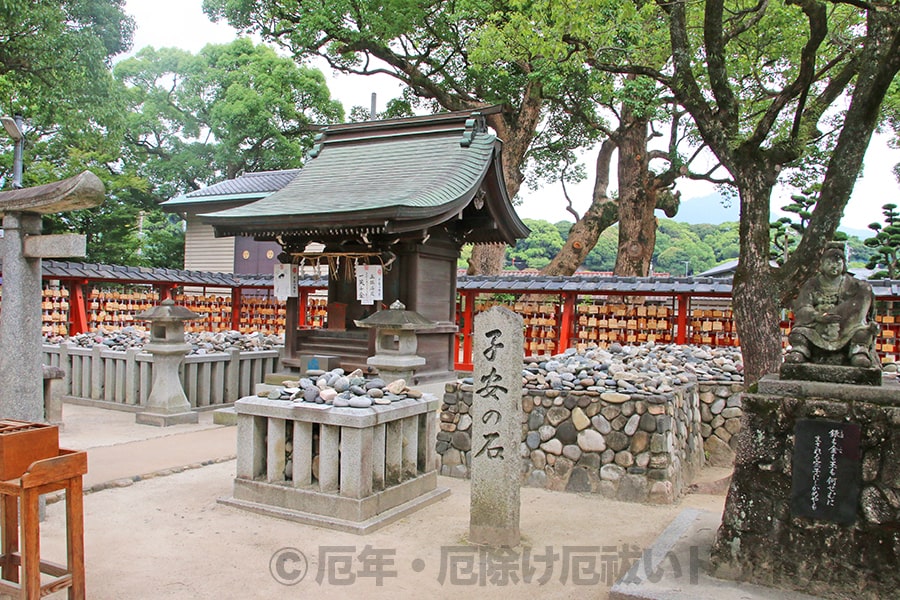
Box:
(469, 306, 523, 547)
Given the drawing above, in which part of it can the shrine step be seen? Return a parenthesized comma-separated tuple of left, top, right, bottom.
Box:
(288, 332, 371, 374)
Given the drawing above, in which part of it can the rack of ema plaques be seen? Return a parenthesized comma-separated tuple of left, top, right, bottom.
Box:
(222, 396, 449, 534)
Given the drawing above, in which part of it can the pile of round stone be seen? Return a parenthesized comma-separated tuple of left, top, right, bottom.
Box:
(521, 342, 744, 395)
(265, 368, 424, 408)
(45, 327, 283, 355)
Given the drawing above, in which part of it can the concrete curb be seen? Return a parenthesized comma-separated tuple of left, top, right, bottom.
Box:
(45, 455, 237, 505)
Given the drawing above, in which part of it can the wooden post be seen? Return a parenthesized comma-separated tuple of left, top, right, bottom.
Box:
(1, 495, 17, 583)
(66, 473, 86, 600)
(298, 288, 309, 327)
(157, 284, 174, 301)
(21, 488, 40, 599)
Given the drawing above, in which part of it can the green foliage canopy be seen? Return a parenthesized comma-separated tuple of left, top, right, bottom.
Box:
(865, 203, 900, 279)
(114, 39, 344, 196)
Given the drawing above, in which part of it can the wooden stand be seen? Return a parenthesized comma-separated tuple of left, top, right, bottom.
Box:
(0, 449, 87, 599)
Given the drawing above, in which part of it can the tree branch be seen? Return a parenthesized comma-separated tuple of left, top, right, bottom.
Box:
(704, 0, 739, 127)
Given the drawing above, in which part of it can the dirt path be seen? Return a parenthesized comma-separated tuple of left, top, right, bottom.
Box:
(37, 461, 726, 600)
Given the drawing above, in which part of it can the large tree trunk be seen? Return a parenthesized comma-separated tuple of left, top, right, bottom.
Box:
(731, 167, 783, 385)
(541, 139, 617, 275)
(467, 92, 543, 275)
(614, 108, 657, 276)
(540, 119, 680, 277)
(541, 197, 619, 275)
(466, 244, 507, 275)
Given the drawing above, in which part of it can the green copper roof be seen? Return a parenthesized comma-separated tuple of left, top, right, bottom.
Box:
(201, 110, 529, 245)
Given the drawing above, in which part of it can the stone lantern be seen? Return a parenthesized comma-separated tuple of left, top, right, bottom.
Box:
(354, 300, 439, 384)
(135, 299, 200, 426)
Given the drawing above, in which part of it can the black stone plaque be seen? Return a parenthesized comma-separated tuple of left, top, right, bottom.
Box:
(790, 419, 861, 524)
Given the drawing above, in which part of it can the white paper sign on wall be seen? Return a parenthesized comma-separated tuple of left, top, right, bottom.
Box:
(355, 264, 384, 305)
(273, 264, 299, 301)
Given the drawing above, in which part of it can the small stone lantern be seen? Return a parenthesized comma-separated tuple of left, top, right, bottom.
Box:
(354, 300, 439, 383)
(134, 299, 200, 426)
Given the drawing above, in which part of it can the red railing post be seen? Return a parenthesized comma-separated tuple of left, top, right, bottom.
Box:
(456, 290, 476, 371)
(67, 280, 89, 335)
(231, 287, 242, 331)
(157, 284, 174, 301)
(676, 294, 689, 344)
(558, 291, 576, 352)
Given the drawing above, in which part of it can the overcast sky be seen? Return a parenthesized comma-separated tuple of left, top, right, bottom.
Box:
(124, 0, 899, 230)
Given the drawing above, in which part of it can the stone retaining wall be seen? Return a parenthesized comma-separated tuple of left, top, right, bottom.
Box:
(698, 382, 744, 466)
(436, 381, 744, 503)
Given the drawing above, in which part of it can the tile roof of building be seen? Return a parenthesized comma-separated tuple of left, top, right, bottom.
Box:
(161, 169, 301, 208)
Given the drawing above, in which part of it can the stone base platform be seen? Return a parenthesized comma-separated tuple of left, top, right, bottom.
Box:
(709, 377, 900, 599)
(263, 372, 302, 385)
(610, 509, 823, 600)
(220, 478, 450, 535)
(212, 407, 237, 426)
(758, 373, 898, 404)
(779, 363, 882, 386)
(135, 410, 199, 427)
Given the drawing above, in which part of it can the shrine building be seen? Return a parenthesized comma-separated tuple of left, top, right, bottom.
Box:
(201, 108, 529, 382)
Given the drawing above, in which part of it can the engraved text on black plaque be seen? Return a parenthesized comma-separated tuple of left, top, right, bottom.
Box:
(790, 419, 861, 524)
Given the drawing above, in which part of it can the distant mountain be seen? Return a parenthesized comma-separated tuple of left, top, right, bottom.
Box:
(839, 225, 873, 240)
(666, 193, 875, 240)
(665, 193, 738, 224)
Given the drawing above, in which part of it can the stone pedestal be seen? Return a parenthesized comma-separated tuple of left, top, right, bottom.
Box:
(221, 395, 449, 534)
(135, 343, 199, 426)
(42, 365, 65, 426)
(710, 373, 900, 599)
(366, 354, 425, 383)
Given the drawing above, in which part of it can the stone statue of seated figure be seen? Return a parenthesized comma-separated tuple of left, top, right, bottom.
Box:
(785, 242, 879, 368)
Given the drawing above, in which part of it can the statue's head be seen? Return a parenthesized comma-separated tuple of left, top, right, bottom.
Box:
(820, 242, 847, 276)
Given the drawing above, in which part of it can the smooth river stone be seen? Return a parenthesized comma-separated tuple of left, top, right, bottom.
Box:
(349, 397, 373, 408)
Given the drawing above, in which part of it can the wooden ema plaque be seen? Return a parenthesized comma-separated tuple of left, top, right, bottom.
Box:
(0, 420, 59, 480)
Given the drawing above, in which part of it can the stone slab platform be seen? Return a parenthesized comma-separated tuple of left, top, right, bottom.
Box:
(219, 485, 450, 535)
(212, 407, 237, 426)
(779, 363, 882, 386)
(609, 509, 824, 600)
(758, 373, 899, 405)
(135, 410, 199, 427)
